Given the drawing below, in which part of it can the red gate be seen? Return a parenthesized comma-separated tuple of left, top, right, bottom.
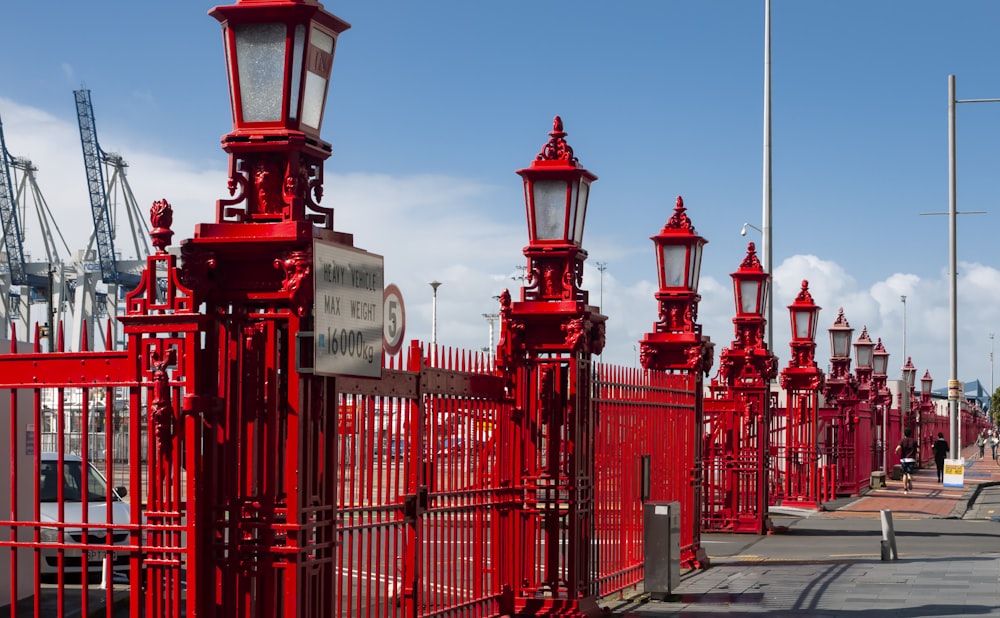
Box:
(593, 365, 701, 584)
(332, 341, 511, 617)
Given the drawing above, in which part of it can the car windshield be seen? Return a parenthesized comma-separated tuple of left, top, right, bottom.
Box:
(39, 460, 111, 503)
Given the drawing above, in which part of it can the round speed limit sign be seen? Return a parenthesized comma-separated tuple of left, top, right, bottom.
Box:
(383, 284, 406, 356)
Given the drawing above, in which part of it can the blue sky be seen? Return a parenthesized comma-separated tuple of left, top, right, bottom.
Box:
(2, 1, 1000, 394)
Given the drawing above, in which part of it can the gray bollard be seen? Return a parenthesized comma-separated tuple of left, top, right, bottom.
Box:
(880, 509, 898, 561)
(644, 501, 680, 599)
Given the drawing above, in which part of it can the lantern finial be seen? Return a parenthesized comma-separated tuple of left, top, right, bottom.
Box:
(794, 280, 814, 304)
(536, 115, 577, 164)
(740, 242, 762, 269)
(662, 195, 697, 233)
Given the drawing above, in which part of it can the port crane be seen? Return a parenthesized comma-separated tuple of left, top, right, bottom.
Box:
(73, 89, 149, 350)
(0, 112, 73, 348)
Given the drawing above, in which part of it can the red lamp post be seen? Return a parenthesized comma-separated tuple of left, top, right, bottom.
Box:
(919, 369, 935, 461)
(496, 116, 606, 616)
(168, 2, 354, 616)
(778, 280, 827, 508)
(902, 356, 917, 433)
(638, 196, 713, 568)
(823, 308, 863, 495)
(705, 242, 777, 534)
(872, 338, 891, 473)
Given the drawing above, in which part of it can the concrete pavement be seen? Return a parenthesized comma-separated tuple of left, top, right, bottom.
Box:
(603, 443, 1000, 617)
(8, 446, 999, 617)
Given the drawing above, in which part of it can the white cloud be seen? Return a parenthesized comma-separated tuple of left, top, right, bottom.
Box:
(1, 97, 997, 394)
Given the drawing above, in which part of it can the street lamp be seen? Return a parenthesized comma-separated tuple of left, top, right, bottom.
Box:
(516, 115, 596, 303)
(210, 0, 350, 225)
(900, 295, 907, 363)
(829, 308, 854, 372)
(596, 261, 608, 309)
(639, 196, 709, 368)
(990, 333, 996, 399)
(430, 281, 441, 347)
(854, 327, 874, 376)
(732, 243, 769, 325)
(638, 194, 712, 565)
(902, 355, 917, 433)
(943, 74, 994, 458)
(872, 338, 890, 473)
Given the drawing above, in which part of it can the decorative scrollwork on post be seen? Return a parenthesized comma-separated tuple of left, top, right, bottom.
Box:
(275, 250, 313, 317)
(150, 347, 178, 458)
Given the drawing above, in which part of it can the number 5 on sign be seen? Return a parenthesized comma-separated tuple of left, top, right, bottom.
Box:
(383, 284, 406, 356)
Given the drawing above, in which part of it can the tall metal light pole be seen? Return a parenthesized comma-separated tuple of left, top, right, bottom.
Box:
(901, 295, 909, 436)
(762, 0, 773, 352)
(991, 332, 995, 397)
(596, 261, 608, 309)
(900, 295, 907, 363)
(945, 74, 993, 458)
(430, 280, 441, 347)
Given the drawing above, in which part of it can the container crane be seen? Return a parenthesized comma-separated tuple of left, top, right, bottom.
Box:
(73, 89, 148, 350)
(0, 113, 73, 347)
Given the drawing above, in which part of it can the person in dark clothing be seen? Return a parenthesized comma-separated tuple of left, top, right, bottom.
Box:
(932, 432, 949, 483)
(895, 427, 918, 494)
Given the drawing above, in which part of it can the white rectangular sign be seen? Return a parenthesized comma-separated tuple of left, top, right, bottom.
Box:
(943, 458, 965, 488)
(314, 240, 384, 378)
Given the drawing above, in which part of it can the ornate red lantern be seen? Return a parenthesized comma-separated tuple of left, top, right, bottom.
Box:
(902, 357, 917, 392)
(732, 242, 769, 320)
(209, 0, 351, 225)
(515, 116, 597, 303)
(211, 0, 350, 151)
(639, 196, 712, 372)
(788, 280, 820, 344)
(921, 369, 933, 398)
(653, 196, 706, 296)
(853, 327, 874, 372)
(518, 116, 596, 249)
(872, 338, 889, 379)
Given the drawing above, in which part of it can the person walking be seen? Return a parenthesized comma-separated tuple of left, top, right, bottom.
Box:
(976, 430, 986, 459)
(991, 430, 999, 461)
(932, 432, 949, 483)
(895, 427, 918, 494)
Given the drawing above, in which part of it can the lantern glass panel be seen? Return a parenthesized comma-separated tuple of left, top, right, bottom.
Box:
(566, 182, 579, 243)
(288, 25, 305, 121)
(661, 245, 688, 288)
(234, 23, 287, 122)
(573, 179, 589, 245)
(531, 180, 567, 240)
(302, 26, 335, 130)
(792, 310, 812, 340)
(689, 243, 703, 292)
(856, 346, 872, 368)
(921, 376, 932, 395)
(831, 329, 852, 357)
(739, 279, 761, 314)
(873, 353, 888, 375)
(904, 368, 916, 389)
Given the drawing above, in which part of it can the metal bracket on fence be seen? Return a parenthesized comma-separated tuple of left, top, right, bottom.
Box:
(880, 509, 898, 561)
(296, 331, 314, 374)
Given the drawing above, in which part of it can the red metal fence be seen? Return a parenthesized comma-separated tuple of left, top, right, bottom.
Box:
(592, 365, 699, 595)
(332, 341, 510, 617)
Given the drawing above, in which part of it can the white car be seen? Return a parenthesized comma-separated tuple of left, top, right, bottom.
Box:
(38, 452, 132, 579)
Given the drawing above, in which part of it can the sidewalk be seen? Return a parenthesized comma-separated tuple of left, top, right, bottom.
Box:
(604, 444, 1000, 617)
